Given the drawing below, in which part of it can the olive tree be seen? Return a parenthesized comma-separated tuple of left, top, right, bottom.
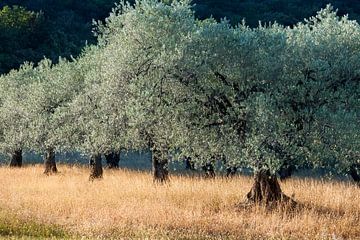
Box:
(92, 0, 198, 182)
(24, 58, 84, 174)
(165, 16, 299, 204)
(0, 63, 36, 167)
(236, 5, 360, 203)
(282, 5, 360, 186)
(53, 42, 134, 180)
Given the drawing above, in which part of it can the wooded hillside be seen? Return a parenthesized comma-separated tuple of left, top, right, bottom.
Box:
(0, 0, 359, 73)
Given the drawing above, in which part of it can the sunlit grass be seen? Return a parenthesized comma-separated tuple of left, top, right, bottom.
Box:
(0, 165, 359, 239)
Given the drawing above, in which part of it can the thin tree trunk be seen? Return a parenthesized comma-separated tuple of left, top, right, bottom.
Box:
(152, 147, 169, 183)
(43, 148, 57, 175)
(185, 157, 195, 170)
(349, 164, 360, 187)
(222, 156, 237, 177)
(89, 153, 103, 180)
(202, 163, 215, 178)
(9, 149, 22, 168)
(246, 169, 295, 206)
(105, 151, 120, 169)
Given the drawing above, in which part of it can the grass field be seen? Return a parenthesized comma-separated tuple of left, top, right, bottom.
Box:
(0, 165, 359, 239)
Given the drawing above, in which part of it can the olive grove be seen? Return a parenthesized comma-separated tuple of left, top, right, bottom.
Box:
(0, 0, 359, 205)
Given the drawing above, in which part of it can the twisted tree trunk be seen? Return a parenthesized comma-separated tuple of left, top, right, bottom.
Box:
(43, 148, 57, 175)
(246, 170, 295, 206)
(152, 147, 169, 183)
(105, 151, 120, 169)
(9, 149, 22, 168)
(89, 153, 103, 180)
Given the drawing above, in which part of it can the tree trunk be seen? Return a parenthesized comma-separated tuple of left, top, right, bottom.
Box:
(185, 157, 195, 170)
(105, 151, 120, 169)
(43, 148, 57, 175)
(246, 170, 295, 206)
(89, 153, 103, 180)
(349, 164, 360, 187)
(9, 149, 22, 168)
(226, 167, 237, 177)
(152, 148, 169, 183)
(202, 163, 215, 178)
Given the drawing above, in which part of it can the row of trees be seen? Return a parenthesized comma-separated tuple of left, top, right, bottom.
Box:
(0, 0, 359, 205)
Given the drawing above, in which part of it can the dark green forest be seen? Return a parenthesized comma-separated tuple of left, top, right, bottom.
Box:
(1, 0, 359, 74)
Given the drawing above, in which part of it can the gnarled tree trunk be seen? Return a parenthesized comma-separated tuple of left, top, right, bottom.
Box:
(349, 164, 360, 187)
(246, 170, 295, 206)
(105, 151, 120, 169)
(152, 147, 169, 183)
(43, 148, 57, 175)
(9, 149, 22, 167)
(89, 153, 103, 180)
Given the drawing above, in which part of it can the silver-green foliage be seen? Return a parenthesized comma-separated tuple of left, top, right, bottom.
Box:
(282, 5, 360, 174)
(0, 1, 358, 176)
(0, 63, 36, 153)
(25, 58, 84, 153)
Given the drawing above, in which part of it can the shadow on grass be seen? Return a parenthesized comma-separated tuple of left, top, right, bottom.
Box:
(297, 202, 348, 217)
(234, 199, 354, 220)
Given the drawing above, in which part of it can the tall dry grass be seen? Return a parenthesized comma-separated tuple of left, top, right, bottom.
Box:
(0, 165, 359, 239)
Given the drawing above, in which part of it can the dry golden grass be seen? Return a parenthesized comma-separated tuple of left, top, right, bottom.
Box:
(0, 165, 359, 239)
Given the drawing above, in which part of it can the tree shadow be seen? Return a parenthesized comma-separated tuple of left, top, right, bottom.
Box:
(234, 199, 350, 220)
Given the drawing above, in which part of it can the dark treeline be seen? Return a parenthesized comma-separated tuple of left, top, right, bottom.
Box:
(1, 0, 360, 74)
(0, 0, 116, 73)
(194, 0, 360, 26)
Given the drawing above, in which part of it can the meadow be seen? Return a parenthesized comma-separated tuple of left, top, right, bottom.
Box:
(0, 165, 359, 239)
